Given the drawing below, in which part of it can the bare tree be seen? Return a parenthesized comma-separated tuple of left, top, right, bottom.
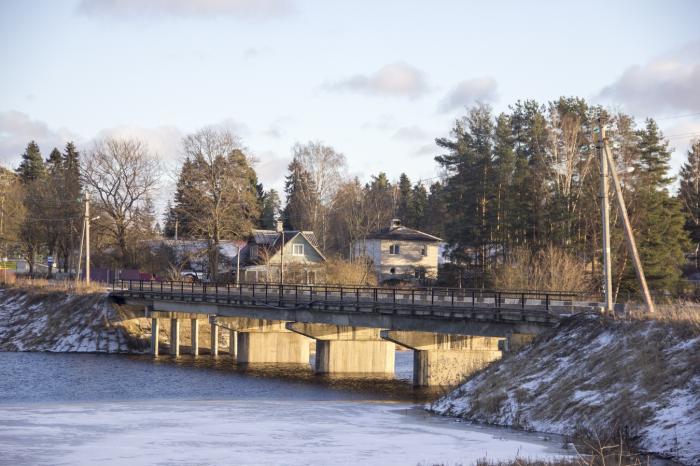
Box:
(178, 127, 260, 280)
(82, 138, 160, 266)
(287, 141, 346, 249)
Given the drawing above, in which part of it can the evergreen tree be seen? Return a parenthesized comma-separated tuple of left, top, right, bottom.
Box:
(16, 141, 45, 184)
(283, 158, 317, 230)
(679, 140, 700, 249)
(46, 148, 63, 174)
(260, 189, 281, 229)
(407, 182, 428, 229)
(395, 173, 412, 224)
(621, 120, 687, 292)
(436, 104, 494, 282)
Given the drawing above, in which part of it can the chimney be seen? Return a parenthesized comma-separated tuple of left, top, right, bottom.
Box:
(276, 220, 284, 233)
(390, 218, 401, 229)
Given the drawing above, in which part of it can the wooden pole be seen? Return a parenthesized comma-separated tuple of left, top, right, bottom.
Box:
(597, 124, 614, 312)
(601, 129, 656, 313)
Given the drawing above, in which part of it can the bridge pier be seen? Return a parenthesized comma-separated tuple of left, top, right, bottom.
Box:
(170, 318, 180, 356)
(151, 317, 159, 356)
(229, 329, 237, 359)
(225, 318, 311, 365)
(210, 319, 219, 356)
(287, 323, 395, 375)
(191, 319, 199, 356)
(382, 330, 502, 387)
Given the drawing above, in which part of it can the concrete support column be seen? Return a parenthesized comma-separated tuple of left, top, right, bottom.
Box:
(314, 340, 394, 374)
(191, 319, 199, 356)
(229, 329, 238, 359)
(237, 332, 310, 364)
(287, 323, 394, 375)
(150, 317, 159, 356)
(211, 321, 219, 357)
(382, 330, 502, 387)
(170, 318, 180, 357)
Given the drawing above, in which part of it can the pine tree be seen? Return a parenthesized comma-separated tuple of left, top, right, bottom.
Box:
(16, 141, 45, 184)
(435, 104, 494, 283)
(679, 140, 700, 249)
(621, 120, 688, 292)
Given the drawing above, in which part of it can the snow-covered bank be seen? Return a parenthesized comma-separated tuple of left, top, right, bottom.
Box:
(429, 314, 700, 465)
(0, 288, 150, 353)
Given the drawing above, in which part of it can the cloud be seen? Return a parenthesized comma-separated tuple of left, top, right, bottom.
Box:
(0, 111, 78, 167)
(324, 62, 428, 99)
(413, 143, 439, 159)
(76, 0, 296, 19)
(251, 150, 289, 191)
(361, 114, 397, 131)
(438, 77, 498, 113)
(93, 124, 184, 163)
(392, 125, 429, 142)
(598, 41, 700, 115)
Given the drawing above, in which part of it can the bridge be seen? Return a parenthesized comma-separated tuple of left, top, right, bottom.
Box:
(111, 280, 604, 386)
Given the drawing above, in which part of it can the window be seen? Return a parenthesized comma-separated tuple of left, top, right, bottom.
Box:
(421, 245, 428, 256)
(250, 245, 258, 260)
(292, 244, 304, 256)
(390, 267, 396, 274)
(389, 244, 400, 255)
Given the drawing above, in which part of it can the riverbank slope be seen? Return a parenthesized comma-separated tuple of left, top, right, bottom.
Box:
(0, 287, 151, 352)
(429, 312, 700, 464)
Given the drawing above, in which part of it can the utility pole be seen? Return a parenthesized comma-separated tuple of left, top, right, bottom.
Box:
(597, 124, 614, 313)
(174, 217, 178, 241)
(600, 126, 656, 313)
(84, 193, 91, 285)
(276, 221, 284, 284)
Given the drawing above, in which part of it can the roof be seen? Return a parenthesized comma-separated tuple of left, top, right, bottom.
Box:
(250, 229, 326, 261)
(366, 225, 442, 242)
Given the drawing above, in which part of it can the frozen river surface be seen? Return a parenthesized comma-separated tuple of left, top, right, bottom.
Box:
(0, 352, 572, 465)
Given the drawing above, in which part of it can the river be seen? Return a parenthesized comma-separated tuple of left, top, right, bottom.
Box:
(0, 351, 573, 465)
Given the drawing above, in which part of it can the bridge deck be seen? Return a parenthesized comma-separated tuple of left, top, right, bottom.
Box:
(111, 281, 602, 337)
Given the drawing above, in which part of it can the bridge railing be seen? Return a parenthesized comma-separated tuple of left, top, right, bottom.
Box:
(111, 279, 597, 313)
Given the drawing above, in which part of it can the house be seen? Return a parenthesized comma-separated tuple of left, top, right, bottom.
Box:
(241, 226, 326, 284)
(353, 219, 442, 284)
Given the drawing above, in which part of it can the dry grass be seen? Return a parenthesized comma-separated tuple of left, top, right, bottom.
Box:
(321, 257, 377, 286)
(3, 277, 106, 295)
(492, 246, 592, 293)
(623, 301, 700, 336)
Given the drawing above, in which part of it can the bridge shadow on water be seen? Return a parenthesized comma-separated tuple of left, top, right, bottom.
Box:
(127, 350, 445, 403)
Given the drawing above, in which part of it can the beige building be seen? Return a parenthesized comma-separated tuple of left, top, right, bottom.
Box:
(353, 219, 442, 284)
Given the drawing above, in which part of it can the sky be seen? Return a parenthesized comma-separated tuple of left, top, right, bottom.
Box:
(1, 0, 699, 212)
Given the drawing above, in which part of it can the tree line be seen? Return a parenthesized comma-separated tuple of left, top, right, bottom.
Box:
(2, 96, 700, 296)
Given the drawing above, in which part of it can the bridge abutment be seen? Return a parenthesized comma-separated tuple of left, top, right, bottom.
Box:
(287, 323, 395, 375)
(382, 330, 502, 387)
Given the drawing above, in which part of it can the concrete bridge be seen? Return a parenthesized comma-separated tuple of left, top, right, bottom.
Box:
(111, 280, 602, 386)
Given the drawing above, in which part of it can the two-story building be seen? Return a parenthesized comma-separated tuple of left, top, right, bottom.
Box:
(241, 226, 326, 284)
(353, 219, 442, 284)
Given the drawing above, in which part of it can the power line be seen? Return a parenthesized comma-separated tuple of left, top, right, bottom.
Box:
(657, 112, 700, 121)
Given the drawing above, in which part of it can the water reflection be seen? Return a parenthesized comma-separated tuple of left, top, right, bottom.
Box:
(137, 351, 443, 403)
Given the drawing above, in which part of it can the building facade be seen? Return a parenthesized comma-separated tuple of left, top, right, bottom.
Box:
(353, 219, 442, 284)
(242, 229, 326, 284)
